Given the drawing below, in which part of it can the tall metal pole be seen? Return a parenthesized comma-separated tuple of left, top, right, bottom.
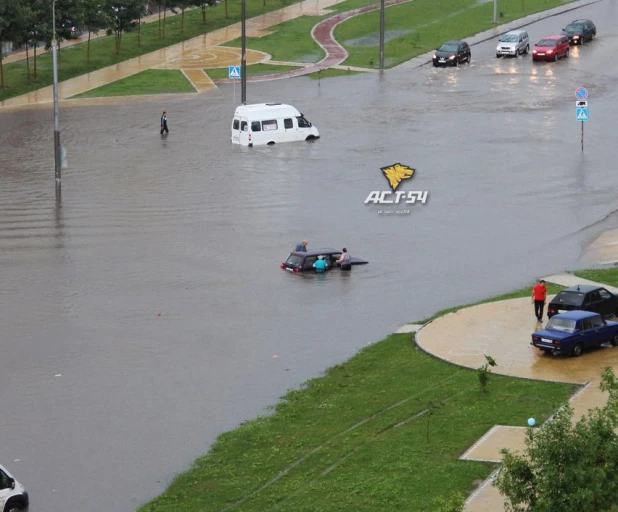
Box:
(493, 0, 497, 24)
(379, 0, 385, 70)
(241, 0, 246, 105)
(52, 0, 61, 196)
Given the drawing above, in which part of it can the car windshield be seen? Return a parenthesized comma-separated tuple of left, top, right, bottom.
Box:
(285, 254, 303, 266)
(565, 24, 584, 33)
(538, 39, 558, 47)
(553, 291, 585, 306)
(501, 34, 518, 42)
(439, 43, 459, 52)
(546, 318, 577, 333)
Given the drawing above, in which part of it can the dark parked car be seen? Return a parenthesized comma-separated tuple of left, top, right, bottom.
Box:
(432, 40, 471, 67)
(281, 248, 368, 273)
(531, 311, 618, 356)
(547, 285, 618, 319)
(562, 19, 596, 45)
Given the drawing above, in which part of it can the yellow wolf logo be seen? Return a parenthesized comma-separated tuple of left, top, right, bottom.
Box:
(381, 163, 415, 192)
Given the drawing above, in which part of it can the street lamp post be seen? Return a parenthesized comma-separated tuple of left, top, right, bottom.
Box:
(493, 0, 497, 24)
(52, 0, 61, 196)
(240, 0, 246, 105)
(379, 0, 385, 70)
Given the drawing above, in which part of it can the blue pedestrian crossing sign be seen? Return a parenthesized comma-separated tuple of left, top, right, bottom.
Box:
(228, 66, 241, 79)
(576, 107, 588, 122)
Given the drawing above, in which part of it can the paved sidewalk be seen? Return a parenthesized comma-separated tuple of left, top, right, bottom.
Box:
(412, 272, 618, 511)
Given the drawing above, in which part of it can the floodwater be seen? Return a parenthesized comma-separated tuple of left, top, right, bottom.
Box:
(2, 1, 618, 510)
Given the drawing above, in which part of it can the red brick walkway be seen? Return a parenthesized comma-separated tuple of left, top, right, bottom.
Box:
(214, 0, 413, 83)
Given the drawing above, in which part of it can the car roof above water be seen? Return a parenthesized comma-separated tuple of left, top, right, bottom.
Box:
(503, 29, 527, 36)
(291, 248, 338, 256)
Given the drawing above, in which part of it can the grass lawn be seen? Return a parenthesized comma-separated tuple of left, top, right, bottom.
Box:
(0, 0, 299, 102)
(137, 280, 578, 512)
(220, 0, 576, 70)
(574, 266, 618, 288)
(205, 63, 302, 80)
(71, 70, 195, 98)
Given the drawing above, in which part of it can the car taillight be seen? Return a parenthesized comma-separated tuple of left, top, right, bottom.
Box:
(294, 268, 300, 273)
(280, 263, 285, 268)
(249, 133, 252, 141)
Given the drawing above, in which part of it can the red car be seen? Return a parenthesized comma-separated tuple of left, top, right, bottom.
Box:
(532, 35, 570, 61)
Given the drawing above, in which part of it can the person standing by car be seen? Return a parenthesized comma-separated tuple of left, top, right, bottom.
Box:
(313, 256, 328, 273)
(532, 279, 547, 321)
(294, 240, 308, 252)
(160, 111, 169, 135)
(336, 248, 352, 271)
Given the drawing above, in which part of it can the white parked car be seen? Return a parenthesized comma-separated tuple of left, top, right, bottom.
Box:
(496, 29, 530, 57)
(231, 103, 320, 147)
(0, 464, 29, 512)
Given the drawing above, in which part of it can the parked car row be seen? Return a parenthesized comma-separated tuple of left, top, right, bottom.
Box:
(432, 19, 596, 67)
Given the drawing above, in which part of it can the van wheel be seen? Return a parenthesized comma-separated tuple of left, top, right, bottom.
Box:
(572, 343, 583, 357)
(305, 135, 316, 141)
(6, 501, 26, 512)
(267, 141, 275, 145)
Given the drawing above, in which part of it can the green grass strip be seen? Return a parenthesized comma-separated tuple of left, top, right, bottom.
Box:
(205, 63, 302, 79)
(137, 274, 588, 512)
(71, 69, 195, 98)
(0, 0, 299, 102)
(574, 266, 618, 288)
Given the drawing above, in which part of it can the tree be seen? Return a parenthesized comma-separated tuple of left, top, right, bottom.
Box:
(197, 0, 217, 24)
(495, 367, 618, 512)
(477, 354, 497, 393)
(0, 6, 11, 88)
(82, 0, 109, 61)
(174, 0, 193, 33)
(105, 0, 147, 53)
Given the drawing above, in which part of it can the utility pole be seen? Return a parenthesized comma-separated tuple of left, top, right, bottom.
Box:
(241, 0, 247, 104)
(52, 0, 61, 197)
(379, 0, 385, 70)
(493, 0, 497, 24)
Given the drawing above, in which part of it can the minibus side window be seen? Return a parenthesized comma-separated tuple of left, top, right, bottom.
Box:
(262, 120, 278, 131)
(284, 118, 294, 129)
(233, 119, 239, 130)
(251, 121, 261, 132)
(241, 121, 248, 131)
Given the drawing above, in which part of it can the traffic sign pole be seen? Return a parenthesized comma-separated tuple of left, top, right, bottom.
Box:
(575, 87, 589, 152)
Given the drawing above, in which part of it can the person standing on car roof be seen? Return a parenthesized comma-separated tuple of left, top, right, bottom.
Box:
(295, 240, 308, 252)
(532, 279, 547, 321)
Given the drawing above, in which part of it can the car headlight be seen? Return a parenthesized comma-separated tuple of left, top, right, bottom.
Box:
(532, 50, 537, 54)
(573, 35, 579, 39)
(433, 54, 436, 58)
(449, 55, 455, 59)
(547, 50, 553, 54)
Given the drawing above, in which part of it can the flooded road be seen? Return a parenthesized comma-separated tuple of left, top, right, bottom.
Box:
(2, 1, 618, 510)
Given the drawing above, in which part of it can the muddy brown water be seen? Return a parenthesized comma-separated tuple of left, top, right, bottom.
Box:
(2, 2, 618, 510)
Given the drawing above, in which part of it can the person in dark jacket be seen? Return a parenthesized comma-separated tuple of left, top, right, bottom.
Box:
(160, 111, 169, 134)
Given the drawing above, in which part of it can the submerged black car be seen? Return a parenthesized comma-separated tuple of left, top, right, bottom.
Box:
(281, 248, 368, 273)
(432, 40, 471, 67)
(547, 285, 618, 319)
(562, 19, 596, 44)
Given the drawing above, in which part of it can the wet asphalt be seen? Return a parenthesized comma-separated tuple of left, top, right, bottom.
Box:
(1, 1, 618, 510)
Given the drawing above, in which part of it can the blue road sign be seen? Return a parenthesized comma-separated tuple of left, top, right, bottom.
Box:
(576, 107, 588, 122)
(228, 66, 241, 79)
(575, 87, 588, 100)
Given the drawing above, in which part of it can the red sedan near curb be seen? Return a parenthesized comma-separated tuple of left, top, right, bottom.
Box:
(532, 35, 570, 61)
